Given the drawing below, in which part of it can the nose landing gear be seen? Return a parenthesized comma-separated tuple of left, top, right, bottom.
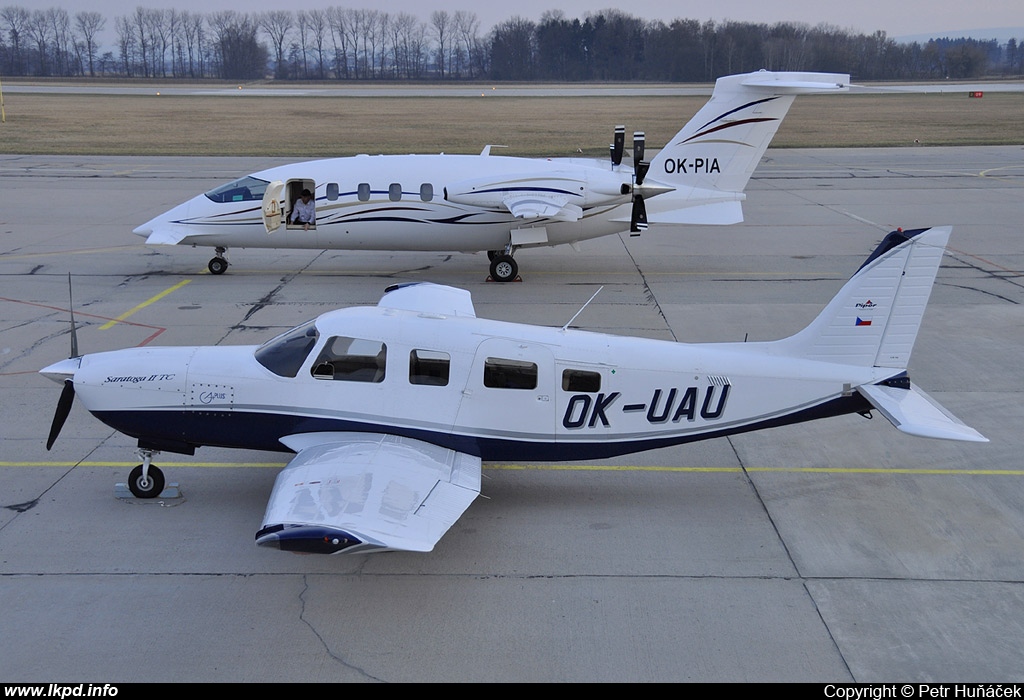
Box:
(128, 449, 166, 499)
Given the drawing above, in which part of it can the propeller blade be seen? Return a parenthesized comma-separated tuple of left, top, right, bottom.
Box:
(630, 195, 648, 236)
(635, 161, 650, 187)
(611, 126, 625, 167)
(633, 131, 645, 166)
(46, 379, 76, 450)
(67, 273, 79, 358)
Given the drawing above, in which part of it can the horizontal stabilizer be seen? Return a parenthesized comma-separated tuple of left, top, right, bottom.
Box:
(740, 72, 849, 93)
(645, 200, 745, 226)
(858, 383, 987, 442)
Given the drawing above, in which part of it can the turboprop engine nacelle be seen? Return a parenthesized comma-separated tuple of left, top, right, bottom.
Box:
(444, 169, 635, 221)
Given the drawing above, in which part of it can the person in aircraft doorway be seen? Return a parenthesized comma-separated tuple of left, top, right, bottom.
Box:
(291, 189, 316, 231)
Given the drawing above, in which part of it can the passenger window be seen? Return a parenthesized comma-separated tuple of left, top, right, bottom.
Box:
(326, 183, 339, 201)
(484, 357, 537, 390)
(562, 369, 601, 393)
(420, 183, 433, 202)
(409, 349, 450, 386)
(357, 183, 371, 201)
(311, 337, 386, 383)
(389, 183, 402, 202)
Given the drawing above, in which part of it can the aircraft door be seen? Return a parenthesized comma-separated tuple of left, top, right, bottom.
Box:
(262, 180, 285, 233)
(456, 338, 556, 440)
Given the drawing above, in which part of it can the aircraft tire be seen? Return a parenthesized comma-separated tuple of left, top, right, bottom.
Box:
(128, 464, 165, 499)
(208, 257, 228, 275)
(489, 255, 518, 283)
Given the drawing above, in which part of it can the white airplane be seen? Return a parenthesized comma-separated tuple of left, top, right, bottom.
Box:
(42, 226, 985, 554)
(134, 70, 849, 282)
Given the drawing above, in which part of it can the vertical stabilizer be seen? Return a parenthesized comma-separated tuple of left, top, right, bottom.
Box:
(649, 71, 849, 197)
(773, 226, 952, 368)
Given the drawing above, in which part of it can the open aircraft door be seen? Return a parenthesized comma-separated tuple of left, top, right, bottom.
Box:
(262, 180, 285, 233)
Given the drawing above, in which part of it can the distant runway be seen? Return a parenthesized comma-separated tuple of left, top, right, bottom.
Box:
(1, 147, 1022, 682)
(4, 80, 1023, 97)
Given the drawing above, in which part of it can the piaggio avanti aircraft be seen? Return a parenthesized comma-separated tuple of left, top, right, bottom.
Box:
(42, 226, 986, 554)
(134, 70, 850, 281)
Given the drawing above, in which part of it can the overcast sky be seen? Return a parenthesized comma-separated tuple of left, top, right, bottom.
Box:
(45, 0, 1023, 41)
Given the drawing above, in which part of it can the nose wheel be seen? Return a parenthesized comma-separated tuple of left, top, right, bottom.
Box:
(128, 450, 165, 499)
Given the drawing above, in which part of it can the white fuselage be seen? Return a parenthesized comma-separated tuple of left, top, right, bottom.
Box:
(134, 154, 640, 253)
(62, 304, 887, 461)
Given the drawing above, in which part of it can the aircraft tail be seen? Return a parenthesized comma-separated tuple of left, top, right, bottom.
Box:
(770, 226, 986, 442)
(645, 71, 848, 225)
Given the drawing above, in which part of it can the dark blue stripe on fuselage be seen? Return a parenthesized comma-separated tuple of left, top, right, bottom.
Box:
(93, 392, 872, 462)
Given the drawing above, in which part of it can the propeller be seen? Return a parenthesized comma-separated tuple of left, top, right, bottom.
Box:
(630, 131, 650, 235)
(45, 274, 80, 451)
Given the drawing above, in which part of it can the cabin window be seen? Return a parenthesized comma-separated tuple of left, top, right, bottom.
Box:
(311, 337, 387, 383)
(326, 183, 339, 201)
(357, 183, 371, 201)
(562, 369, 601, 393)
(420, 183, 434, 202)
(409, 349, 450, 386)
(204, 176, 269, 203)
(254, 320, 319, 378)
(389, 183, 402, 202)
(483, 357, 537, 390)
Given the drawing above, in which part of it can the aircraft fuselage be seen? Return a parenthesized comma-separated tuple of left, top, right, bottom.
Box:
(63, 305, 885, 461)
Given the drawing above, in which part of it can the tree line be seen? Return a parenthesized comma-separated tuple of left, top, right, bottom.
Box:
(1, 6, 1021, 82)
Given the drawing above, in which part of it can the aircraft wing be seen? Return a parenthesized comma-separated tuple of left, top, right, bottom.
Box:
(256, 432, 482, 554)
(503, 194, 583, 221)
(857, 382, 988, 442)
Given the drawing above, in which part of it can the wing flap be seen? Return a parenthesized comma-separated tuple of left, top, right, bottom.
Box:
(858, 383, 988, 443)
(258, 432, 482, 554)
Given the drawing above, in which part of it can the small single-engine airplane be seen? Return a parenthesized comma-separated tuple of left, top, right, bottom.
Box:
(42, 226, 985, 554)
(134, 70, 849, 281)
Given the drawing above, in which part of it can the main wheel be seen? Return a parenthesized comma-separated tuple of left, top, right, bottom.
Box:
(128, 464, 165, 499)
(489, 255, 519, 283)
(208, 257, 228, 275)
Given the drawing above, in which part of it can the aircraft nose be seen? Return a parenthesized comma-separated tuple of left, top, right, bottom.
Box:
(39, 357, 81, 384)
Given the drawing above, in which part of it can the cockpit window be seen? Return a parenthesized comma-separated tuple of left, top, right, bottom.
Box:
(254, 320, 319, 377)
(205, 176, 270, 203)
(311, 337, 387, 382)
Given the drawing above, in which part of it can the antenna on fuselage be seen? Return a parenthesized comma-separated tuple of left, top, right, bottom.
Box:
(561, 286, 603, 332)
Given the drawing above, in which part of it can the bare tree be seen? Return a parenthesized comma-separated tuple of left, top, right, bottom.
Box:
(326, 6, 349, 79)
(25, 9, 53, 75)
(1, 5, 31, 74)
(74, 10, 104, 76)
(260, 10, 292, 78)
(430, 9, 450, 78)
(452, 10, 480, 79)
(306, 8, 328, 79)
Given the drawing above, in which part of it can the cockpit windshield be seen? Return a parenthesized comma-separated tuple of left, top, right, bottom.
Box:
(254, 320, 319, 377)
(205, 176, 270, 203)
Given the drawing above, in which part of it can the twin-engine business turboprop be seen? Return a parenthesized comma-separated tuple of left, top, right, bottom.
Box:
(134, 70, 849, 281)
(42, 227, 985, 554)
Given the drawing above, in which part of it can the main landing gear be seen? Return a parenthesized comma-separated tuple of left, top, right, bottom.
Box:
(487, 246, 520, 283)
(128, 449, 166, 499)
(208, 247, 229, 275)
